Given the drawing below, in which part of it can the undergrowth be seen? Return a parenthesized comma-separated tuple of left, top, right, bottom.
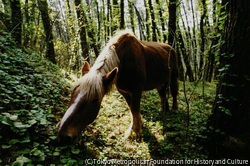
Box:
(0, 32, 71, 165)
(0, 32, 216, 165)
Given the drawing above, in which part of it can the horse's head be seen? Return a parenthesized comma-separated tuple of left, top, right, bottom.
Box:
(56, 62, 117, 145)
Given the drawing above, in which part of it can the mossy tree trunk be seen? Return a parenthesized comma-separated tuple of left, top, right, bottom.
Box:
(148, 0, 157, 41)
(74, 0, 88, 61)
(10, 0, 22, 44)
(38, 0, 56, 64)
(206, 0, 250, 159)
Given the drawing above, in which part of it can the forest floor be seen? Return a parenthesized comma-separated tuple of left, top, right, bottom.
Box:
(69, 81, 217, 163)
(0, 31, 216, 165)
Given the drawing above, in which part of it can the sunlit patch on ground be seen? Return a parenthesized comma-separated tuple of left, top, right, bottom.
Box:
(78, 81, 216, 160)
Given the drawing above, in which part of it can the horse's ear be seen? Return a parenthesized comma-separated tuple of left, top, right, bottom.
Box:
(103, 67, 118, 88)
(81, 62, 90, 77)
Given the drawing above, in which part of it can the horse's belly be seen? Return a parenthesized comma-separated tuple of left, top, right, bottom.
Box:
(143, 68, 170, 91)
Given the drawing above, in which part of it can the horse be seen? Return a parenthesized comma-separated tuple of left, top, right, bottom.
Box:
(56, 30, 178, 145)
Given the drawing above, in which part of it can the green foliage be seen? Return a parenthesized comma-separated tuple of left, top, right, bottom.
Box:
(0, 31, 72, 165)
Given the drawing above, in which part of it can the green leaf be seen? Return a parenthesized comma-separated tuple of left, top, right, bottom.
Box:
(55, 147, 61, 151)
(11, 161, 23, 166)
(2, 112, 10, 116)
(2, 144, 12, 149)
(33, 142, 40, 147)
(16, 156, 30, 163)
(8, 139, 19, 145)
(20, 137, 30, 143)
(68, 159, 77, 165)
(40, 118, 47, 125)
(215, 129, 220, 133)
(53, 152, 60, 156)
(71, 148, 80, 154)
(60, 158, 69, 163)
(14, 122, 31, 128)
(49, 136, 57, 140)
(28, 119, 37, 125)
(9, 115, 18, 121)
(2, 119, 12, 126)
(33, 149, 42, 156)
(22, 148, 30, 154)
(218, 68, 225, 72)
(12, 156, 30, 166)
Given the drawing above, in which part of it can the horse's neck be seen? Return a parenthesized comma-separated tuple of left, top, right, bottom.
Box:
(92, 45, 120, 77)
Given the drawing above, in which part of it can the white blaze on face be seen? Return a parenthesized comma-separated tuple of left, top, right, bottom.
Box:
(58, 91, 88, 131)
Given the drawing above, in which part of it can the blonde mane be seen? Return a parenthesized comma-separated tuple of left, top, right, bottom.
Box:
(72, 30, 135, 101)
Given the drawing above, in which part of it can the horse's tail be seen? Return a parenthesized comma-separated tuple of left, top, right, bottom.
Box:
(156, 43, 179, 109)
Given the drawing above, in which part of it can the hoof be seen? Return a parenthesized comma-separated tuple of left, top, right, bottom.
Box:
(124, 128, 141, 140)
(124, 128, 132, 140)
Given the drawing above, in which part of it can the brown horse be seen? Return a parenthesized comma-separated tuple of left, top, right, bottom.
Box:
(56, 30, 178, 145)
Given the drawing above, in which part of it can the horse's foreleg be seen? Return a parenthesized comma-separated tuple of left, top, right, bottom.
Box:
(119, 89, 142, 139)
(125, 109, 142, 139)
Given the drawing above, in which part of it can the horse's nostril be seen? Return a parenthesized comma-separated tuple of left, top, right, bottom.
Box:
(58, 134, 73, 146)
(65, 135, 72, 143)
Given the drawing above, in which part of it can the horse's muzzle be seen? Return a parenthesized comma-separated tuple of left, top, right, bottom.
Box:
(54, 127, 76, 146)
(56, 133, 76, 146)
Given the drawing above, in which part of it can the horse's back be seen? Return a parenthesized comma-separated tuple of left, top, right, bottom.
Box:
(140, 41, 173, 90)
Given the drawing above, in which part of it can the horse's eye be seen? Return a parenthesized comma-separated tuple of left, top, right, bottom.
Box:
(71, 85, 80, 95)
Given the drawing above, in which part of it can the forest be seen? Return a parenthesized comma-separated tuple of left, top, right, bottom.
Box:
(0, 0, 249, 165)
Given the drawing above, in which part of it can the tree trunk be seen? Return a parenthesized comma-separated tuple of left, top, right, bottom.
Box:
(120, 0, 125, 29)
(133, 5, 146, 40)
(30, 0, 37, 48)
(106, 0, 111, 37)
(190, 0, 198, 79)
(74, 0, 88, 60)
(23, 0, 29, 47)
(206, 0, 250, 159)
(205, 40, 215, 82)
(128, 0, 135, 33)
(199, 0, 206, 79)
(2, 0, 11, 27)
(180, 5, 195, 80)
(148, 0, 157, 41)
(144, 0, 150, 41)
(112, 0, 119, 32)
(10, 0, 22, 44)
(94, 0, 101, 42)
(38, 0, 56, 64)
(176, 37, 184, 81)
(156, 0, 166, 42)
(85, 3, 100, 58)
(168, 0, 177, 46)
(177, 27, 194, 82)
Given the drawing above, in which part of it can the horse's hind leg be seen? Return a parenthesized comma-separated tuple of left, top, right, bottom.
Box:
(118, 89, 142, 139)
(157, 84, 170, 121)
